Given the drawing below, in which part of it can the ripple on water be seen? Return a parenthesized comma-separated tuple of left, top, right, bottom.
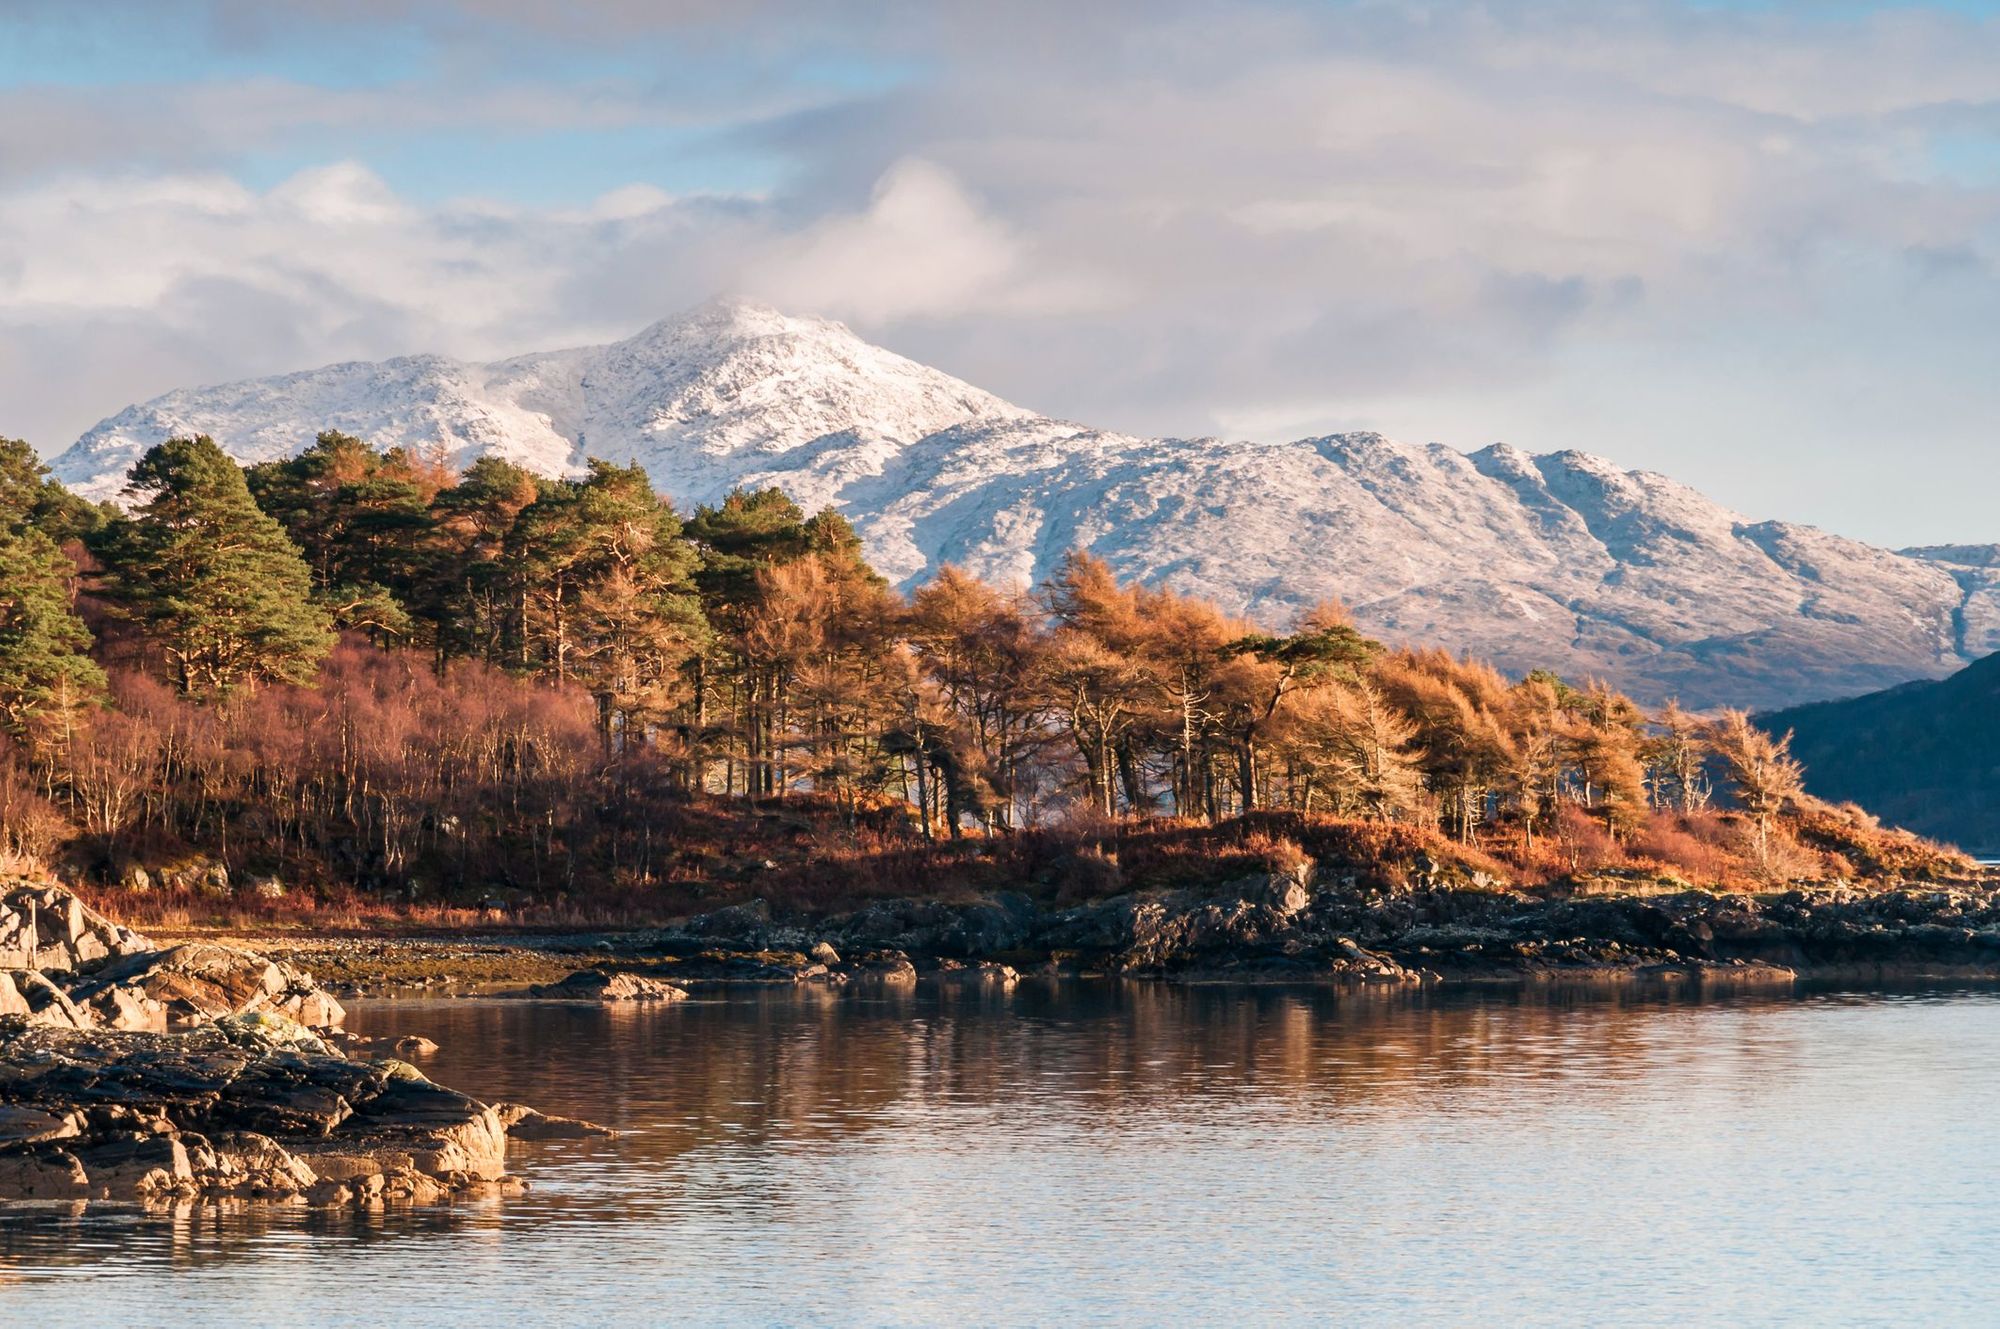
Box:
(2, 984, 1998, 1326)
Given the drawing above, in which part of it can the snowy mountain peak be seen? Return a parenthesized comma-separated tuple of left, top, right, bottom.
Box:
(52, 298, 1031, 506)
(625, 294, 832, 344)
(43, 304, 2000, 710)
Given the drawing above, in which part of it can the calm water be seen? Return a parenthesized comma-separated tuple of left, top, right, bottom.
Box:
(3, 983, 1998, 1326)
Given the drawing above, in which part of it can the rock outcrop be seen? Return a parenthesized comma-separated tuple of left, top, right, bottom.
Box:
(0, 881, 578, 1206)
(525, 969, 688, 1002)
(0, 883, 345, 1033)
(638, 870, 2000, 985)
(0, 884, 151, 974)
(70, 942, 347, 1032)
(0, 968, 96, 1028)
(0, 1017, 518, 1204)
(492, 1102, 615, 1140)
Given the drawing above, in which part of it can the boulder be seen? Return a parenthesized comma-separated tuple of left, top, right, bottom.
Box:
(185, 1130, 320, 1196)
(851, 953, 918, 984)
(1041, 889, 1303, 972)
(492, 1102, 616, 1139)
(526, 969, 688, 1002)
(1329, 937, 1419, 983)
(0, 1149, 90, 1199)
(664, 899, 778, 949)
(926, 959, 1020, 986)
(70, 941, 346, 1030)
(0, 1104, 84, 1146)
(1261, 864, 1315, 917)
(0, 883, 151, 974)
(81, 981, 167, 1032)
(394, 1035, 440, 1056)
(831, 893, 1036, 957)
(0, 968, 92, 1028)
(70, 1136, 194, 1200)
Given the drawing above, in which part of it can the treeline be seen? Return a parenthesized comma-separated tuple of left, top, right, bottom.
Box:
(0, 431, 1947, 901)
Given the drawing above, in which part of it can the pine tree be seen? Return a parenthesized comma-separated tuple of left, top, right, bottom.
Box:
(686, 487, 815, 626)
(0, 440, 106, 745)
(110, 436, 334, 696)
(0, 526, 105, 746)
(0, 437, 110, 546)
(245, 431, 442, 645)
(509, 461, 707, 744)
(1222, 601, 1379, 813)
(431, 456, 541, 664)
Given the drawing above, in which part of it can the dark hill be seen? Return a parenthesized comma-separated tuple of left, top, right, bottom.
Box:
(1764, 652, 2000, 854)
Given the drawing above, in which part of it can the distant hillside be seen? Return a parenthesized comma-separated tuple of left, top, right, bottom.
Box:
(46, 297, 2000, 710)
(1765, 653, 2000, 854)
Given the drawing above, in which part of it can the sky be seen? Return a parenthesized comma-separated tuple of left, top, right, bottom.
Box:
(3, 0, 2000, 548)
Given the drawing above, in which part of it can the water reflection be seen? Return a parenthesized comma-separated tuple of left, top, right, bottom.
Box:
(2, 982, 1995, 1325)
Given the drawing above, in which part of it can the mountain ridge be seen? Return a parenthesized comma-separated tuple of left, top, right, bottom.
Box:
(1764, 652, 2000, 854)
(46, 297, 1998, 712)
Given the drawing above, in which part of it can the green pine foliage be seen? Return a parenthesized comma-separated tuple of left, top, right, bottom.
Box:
(109, 435, 335, 696)
(0, 440, 106, 744)
(0, 437, 112, 547)
(0, 527, 105, 743)
(509, 460, 710, 737)
(686, 486, 816, 627)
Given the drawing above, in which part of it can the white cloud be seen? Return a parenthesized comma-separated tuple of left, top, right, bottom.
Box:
(8, 1, 2000, 544)
(742, 158, 1109, 321)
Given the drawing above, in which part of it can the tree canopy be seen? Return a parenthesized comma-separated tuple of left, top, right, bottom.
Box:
(0, 425, 1918, 900)
(109, 435, 335, 696)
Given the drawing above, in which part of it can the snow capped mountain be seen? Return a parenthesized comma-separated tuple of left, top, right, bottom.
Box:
(48, 298, 1997, 710)
(54, 300, 1030, 510)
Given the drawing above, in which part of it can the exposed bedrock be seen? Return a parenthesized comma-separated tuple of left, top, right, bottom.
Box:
(0, 1018, 517, 1204)
(641, 864, 2000, 985)
(1, 882, 345, 1033)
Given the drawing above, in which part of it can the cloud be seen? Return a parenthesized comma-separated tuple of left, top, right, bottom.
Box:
(742, 158, 1108, 321)
(7, 1, 2000, 544)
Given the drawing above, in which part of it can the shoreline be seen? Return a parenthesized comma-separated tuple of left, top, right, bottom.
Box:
(13, 872, 2000, 1207)
(167, 876, 2000, 996)
(0, 884, 612, 1206)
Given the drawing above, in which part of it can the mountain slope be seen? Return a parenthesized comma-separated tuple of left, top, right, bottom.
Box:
(48, 298, 1998, 711)
(55, 301, 1031, 511)
(1764, 653, 2000, 854)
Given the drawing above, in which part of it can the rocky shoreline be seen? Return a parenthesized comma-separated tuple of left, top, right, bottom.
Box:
(13, 864, 2000, 1202)
(1, 883, 605, 1205)
(225, 864, 2000, 993)
(628, 867, 2000, 988)
(0, 1021, 520, 1205)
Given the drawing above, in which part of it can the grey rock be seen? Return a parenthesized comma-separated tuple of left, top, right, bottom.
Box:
(71, 941, 346, 1031)
(0, 1023, 520, 1203)
(492, 1102, 615, 1140)
(526, 969, 689, 1003)
(0, 884, 153, 974)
